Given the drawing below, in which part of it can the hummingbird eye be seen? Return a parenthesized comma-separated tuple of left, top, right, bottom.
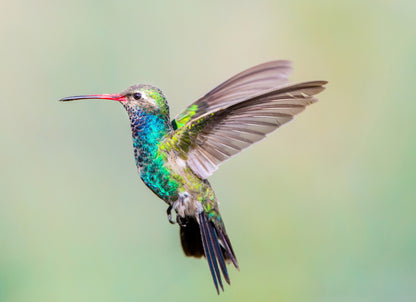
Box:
(132, 92, 142, 100)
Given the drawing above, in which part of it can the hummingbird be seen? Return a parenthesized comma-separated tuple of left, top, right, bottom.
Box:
(60, 60, 327, 294)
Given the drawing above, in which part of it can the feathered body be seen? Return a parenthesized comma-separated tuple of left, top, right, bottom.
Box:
(60, 61, 327, 294)
(123, 86, 237, 290)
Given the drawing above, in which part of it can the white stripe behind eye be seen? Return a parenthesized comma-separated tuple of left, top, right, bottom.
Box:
(143, 93, 157, 106)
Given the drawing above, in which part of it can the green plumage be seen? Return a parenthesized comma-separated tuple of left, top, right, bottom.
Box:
(59, 61, 327, 294)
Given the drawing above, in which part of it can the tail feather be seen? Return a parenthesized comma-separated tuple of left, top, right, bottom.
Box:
(179, 213, 238, 294)
(198, 212, 238, 294)
(199, 214, 223, 293)
(180, 216, 204, 257)
(217, 229, 239, 270)
(210, 222, 229, 284)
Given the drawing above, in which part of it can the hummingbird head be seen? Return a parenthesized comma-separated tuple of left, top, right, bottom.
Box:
(120, 84, 170, 117)
(59, 84, 170, 117)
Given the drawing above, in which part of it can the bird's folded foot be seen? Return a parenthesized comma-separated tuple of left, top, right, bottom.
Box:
(166, 205, 176, 224)
(167, 204, 188, 227)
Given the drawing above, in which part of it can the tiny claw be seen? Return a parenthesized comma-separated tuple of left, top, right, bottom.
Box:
(166, 205, 176, 224)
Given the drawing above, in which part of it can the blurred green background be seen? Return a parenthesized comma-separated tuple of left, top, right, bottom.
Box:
(1, 0, 415, 301)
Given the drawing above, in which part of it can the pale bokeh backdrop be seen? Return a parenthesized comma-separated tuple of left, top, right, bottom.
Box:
(1, 0, 415, 301)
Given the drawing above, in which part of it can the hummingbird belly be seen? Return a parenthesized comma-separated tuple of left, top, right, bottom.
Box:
(165, 156, 216, 218)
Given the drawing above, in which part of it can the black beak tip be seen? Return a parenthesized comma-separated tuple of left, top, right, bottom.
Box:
(59, 97, 74, 102)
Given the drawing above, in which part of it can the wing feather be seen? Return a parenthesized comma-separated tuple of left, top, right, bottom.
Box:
(173, 61, 292, 129)
(163, 79, 327, 179)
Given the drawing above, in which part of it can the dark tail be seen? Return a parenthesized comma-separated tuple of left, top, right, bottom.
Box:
(179, 214, 238, 294)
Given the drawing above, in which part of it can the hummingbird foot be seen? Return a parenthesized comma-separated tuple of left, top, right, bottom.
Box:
(166, 205, 176, 224)
(166, 204, 189, 227)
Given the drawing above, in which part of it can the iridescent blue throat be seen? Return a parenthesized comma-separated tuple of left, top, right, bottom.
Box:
(126, 107, 178, 201)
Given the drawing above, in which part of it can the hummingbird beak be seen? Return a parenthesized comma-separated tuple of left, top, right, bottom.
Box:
(59, 94, 126, 102)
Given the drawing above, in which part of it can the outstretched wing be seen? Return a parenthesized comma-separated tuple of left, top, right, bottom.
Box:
(172, 60, 292, 129)
(164, 80, 327, 179)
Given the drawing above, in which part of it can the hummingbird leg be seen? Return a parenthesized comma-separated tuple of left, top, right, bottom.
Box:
(166, 205, 176, 224)
(167, 204, 188, 226)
